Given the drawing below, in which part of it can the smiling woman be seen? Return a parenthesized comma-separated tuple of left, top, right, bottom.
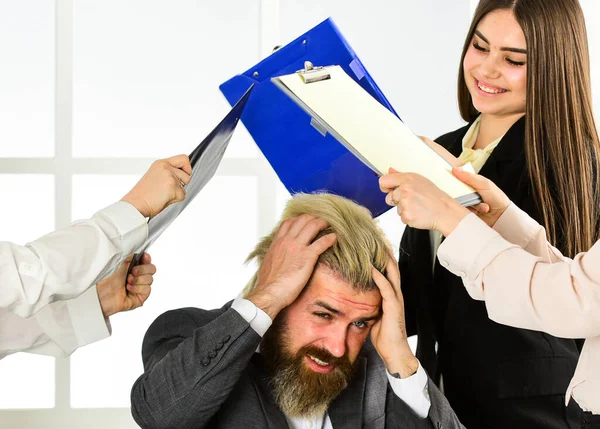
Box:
(462, 10, 527, 126)
(393, 0, 600, 428)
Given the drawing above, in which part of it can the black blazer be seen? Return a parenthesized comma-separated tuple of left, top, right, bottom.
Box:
(399, 117, 581, 429)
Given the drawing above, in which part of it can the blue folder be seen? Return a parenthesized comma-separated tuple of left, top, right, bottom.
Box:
(220, 18, 397, 217)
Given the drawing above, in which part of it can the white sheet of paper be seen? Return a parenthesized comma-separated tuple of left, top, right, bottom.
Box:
(275, 66, 477, 201)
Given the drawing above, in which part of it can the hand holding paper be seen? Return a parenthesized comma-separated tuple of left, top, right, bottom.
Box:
(121, 154, 192, 218)
(126, 85, 254, 278)
(379, 166, 510, 236)
(272, 65, 481, 207)
(379, 170, 470, 236)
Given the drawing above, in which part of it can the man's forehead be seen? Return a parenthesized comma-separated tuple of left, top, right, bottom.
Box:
(304, 268, 381, 315)
(310, 292, 380, 314)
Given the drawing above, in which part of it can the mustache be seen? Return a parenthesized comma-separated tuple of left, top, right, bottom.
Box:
(299, 344, 351, 371)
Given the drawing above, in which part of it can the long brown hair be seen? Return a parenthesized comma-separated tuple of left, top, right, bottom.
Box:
(458, 0, 600, 256)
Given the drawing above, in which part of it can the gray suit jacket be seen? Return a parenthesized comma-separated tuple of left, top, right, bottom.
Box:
(131, 302, 464, 429)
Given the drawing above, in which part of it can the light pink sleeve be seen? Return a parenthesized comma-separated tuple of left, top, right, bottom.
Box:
(492, 203, 565, 263)
(436, 211, 600, 338)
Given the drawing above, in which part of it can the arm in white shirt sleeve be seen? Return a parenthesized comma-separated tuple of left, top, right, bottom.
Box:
(387, 362, 431, 419)
(230, 297, 272, 336)
(0, 285, 111, 358)
(0, 201, 148, 318)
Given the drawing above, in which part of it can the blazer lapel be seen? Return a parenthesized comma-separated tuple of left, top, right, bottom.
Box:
(478, 116, 526, 189)
(328, 356, 367, 429)
(444, 126, 466, 158)
(329, 341, 387, 429)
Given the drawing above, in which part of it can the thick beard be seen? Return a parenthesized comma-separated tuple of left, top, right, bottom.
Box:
(260, 313, 356, 419)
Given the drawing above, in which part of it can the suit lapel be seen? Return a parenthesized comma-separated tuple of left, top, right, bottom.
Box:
(444, 124, 467, 158)
(477, 116, 526, 190)
(329, 341, 387, 429)
(328, 356, 367, 429)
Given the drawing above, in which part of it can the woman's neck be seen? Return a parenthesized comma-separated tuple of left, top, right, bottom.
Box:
(474, 113, 525, 150)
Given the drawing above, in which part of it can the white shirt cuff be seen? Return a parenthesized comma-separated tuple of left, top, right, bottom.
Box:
(437, 214, 515, 281)
(93, 201, 148, 256)
(67, 286, 112, 346)
(231, 298, 272, 337)
(492, 203, 541, 249)
(387, 361, 431, 419)
(31, 286, 111, 356)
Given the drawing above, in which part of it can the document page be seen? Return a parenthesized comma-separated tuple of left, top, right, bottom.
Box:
(274, 66, 478, 202)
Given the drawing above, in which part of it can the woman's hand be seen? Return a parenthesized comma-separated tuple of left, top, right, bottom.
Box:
(379, 169, 470, 236)
(452, 167, 510, 228)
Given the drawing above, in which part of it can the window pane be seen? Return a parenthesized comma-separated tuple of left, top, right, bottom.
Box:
(0, 175, 55, 409)
(71, 175, 259, 407)
(72, 0, 261, 159)
(0, 354, 55, 409)
(0, 1, 54, 157)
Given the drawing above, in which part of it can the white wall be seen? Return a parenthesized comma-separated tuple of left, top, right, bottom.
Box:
(0, 0, 598, 427)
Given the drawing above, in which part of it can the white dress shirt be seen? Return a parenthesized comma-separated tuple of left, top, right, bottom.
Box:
(0, 201, 147, 357)
(1, 201, 147, 319)
(0, 286, 110, 359)
(231, 298, 431, 428)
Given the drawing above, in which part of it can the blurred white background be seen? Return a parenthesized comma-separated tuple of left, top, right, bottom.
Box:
(0, 0, 598, 427)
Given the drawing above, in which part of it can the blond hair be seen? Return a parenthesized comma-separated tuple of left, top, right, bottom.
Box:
(242, 193, 391, 297)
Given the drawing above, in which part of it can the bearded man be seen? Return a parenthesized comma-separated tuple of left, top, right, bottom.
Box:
(131, 193, 464, 429)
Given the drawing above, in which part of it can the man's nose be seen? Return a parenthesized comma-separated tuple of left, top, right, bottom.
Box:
(323, 326, 348, 358)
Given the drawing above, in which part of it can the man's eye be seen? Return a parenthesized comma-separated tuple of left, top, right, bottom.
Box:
(315, 312, 331, 319)
(352, 321, 367, 329)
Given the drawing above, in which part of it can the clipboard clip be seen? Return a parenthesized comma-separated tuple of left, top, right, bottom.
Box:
(296, 61, 331, 84)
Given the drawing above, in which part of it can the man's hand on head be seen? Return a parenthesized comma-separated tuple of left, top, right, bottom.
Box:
(246, 214, 337, 320)
(370, 253, 419, 378)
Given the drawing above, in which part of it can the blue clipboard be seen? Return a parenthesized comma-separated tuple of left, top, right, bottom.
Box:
(219, 18, 397, 217)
